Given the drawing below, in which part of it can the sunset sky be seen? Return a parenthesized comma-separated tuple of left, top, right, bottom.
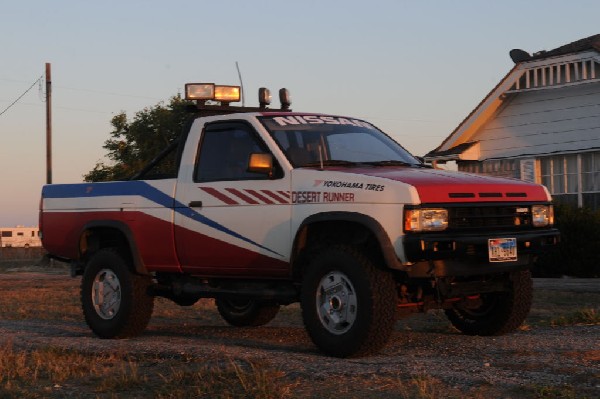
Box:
(1, 0, 599, 225)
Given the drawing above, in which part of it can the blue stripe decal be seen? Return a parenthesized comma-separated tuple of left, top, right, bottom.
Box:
(43, 182, 284, 257)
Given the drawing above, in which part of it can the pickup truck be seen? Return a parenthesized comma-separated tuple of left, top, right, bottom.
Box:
(40, 83, 559, 357)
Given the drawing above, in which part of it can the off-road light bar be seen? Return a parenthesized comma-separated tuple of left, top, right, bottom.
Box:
(185, 83, 241, 103)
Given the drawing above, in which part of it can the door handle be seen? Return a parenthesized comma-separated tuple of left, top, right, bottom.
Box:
(188, 201, 203, 208)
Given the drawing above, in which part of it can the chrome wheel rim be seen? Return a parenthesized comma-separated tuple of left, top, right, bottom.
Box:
(92, 269, 122, 320)
(316, 271, 357, 335)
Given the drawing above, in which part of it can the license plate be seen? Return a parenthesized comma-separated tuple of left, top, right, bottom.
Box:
(488, 238, 517, 262)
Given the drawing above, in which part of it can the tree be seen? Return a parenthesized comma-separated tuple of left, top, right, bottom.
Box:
(84, 95, 194, 182)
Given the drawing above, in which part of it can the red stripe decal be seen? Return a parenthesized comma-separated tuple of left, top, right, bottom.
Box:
(245, 189, 275, 204)
(225, 188, 260, 204)
(200, 187, 239, 205)
(261, 190, 289, 204)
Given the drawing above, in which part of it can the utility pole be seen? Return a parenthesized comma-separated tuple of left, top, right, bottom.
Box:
(45, 63, 52, 184)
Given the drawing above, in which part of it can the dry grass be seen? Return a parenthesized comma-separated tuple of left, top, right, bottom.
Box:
(0, 341, 127, 398)
(517, 384, 585, 399)
(549, 308, 600, 326)
(367, 373, 470, 399)
(150, 359, 296, 399)
(527, 289, 600, 328)
(0, 341, 295, 399)
(0, 272, 599, 398)
(528, 290, 600, 325)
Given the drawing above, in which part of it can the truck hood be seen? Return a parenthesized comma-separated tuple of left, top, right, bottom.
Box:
(325, 166, 551, 203)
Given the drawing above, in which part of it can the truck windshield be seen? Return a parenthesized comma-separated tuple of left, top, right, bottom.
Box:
(259, 115, 419, 168)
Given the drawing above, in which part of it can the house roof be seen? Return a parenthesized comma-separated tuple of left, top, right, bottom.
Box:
(424, 141, 478, 160)
(530, 34, 600, 60)
(428, 141, 477, 157)
(425, 34, 600, 161)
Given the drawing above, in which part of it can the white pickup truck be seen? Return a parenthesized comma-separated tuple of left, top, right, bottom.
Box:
(40, 83, 559, 357)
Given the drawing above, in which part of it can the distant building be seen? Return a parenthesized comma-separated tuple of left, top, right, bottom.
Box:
(425, 34, 600, 210)
(0, 226, 42, 247)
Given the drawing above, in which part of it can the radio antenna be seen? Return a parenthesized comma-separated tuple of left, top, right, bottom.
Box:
(235, 61, 245, 106)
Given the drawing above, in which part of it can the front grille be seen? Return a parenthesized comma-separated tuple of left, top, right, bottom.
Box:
(448, 205, 532, 231)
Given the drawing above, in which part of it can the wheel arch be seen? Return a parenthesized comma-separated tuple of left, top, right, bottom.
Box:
(291, 211, 404, 280)
(77, 220, 148, 275)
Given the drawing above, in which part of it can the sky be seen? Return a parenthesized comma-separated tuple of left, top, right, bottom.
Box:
(1, 0, 599, 226)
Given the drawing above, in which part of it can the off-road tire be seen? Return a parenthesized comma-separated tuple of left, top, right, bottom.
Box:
(300, 245, 397, 358)
(444, 270, 533, 336)
(216, 298, 280, 327)
(81, 248, 154, 338)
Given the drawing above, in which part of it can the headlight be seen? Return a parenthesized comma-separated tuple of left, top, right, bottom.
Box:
(532, 205, 554, 227)
(404, 208, 448, 232)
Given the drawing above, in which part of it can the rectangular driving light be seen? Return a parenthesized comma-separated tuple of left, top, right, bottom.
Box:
(185, 83, 215, 100)
(214, 85, 241, 102)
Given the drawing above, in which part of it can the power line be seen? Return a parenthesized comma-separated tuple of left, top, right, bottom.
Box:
(0, 75, 44, 117)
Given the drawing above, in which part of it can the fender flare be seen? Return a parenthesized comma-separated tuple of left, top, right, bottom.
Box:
(294, 211, 406, 271)
(78, 220, 148, 275)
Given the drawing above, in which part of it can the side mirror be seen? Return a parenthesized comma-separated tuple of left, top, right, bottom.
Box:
(247, 153, 273, 175)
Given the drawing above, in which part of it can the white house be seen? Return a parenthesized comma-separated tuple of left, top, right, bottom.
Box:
(425, 34, 600, 210)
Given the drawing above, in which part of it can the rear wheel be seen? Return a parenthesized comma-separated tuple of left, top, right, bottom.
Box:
(81, 248, 154, 338)
(444, 270, 533, 336)
(301, 245, 397, 358)
(216, 298, 280, 327)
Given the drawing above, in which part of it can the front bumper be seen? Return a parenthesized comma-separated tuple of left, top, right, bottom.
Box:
(403, 228, 559, 277)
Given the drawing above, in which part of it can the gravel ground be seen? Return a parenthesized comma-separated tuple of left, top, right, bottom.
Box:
(533, 277, 600, 292)
(0, 270, 598, 398)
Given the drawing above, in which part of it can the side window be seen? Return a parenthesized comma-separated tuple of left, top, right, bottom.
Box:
(131, 140, 179, 181)
(195, 123, 276, 182)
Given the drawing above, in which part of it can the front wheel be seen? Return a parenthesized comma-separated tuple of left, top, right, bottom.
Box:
(444, 270, 533, 336)
(301, 245, 397, 358)
(216, 298, 280, 327)
(81, 248, 154, 338)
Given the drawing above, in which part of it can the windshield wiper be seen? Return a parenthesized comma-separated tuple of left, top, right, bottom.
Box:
(303, 159, 359, 167)
(363, 160, 432, 168)
(364, 160, 414, 167)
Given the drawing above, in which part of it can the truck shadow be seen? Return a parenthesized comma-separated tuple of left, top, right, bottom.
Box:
(146, 323, 317, 355)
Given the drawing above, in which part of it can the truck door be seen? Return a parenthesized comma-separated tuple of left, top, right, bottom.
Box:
(174, 120, 291, 277)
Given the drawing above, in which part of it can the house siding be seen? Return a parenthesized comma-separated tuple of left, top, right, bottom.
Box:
(475, 82, 600, 160)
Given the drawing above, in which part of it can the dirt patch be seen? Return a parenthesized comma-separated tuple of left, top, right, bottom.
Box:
(0, 271, 599, 398)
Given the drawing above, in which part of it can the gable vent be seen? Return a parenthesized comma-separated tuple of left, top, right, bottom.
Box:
(509, 58, 600, 92)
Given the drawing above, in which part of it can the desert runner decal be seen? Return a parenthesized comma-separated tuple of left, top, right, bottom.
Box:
(291, 191, 355, 204)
